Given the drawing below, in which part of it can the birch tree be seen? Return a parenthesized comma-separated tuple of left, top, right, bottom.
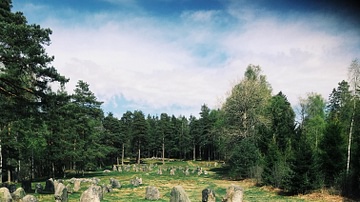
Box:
(347, 59, 360, 175)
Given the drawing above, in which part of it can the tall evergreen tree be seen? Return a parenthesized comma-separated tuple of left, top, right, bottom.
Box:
(131, 110, 147, 164)
(0, 0, 67, 182)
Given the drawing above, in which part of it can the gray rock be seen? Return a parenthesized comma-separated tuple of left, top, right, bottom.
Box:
(130, 177, 142, 187)
(145, 186, 160, 200)
(0, 187, 12, 202)
(35, 183, 43, 194)
(202, 188, 216, 202)
(170, 186, 191, 202)
(80, 185, 102, 202)
(21, 180, 32, 193)
(45, 178, 55, 193)
(170, 168, 175, 175)
(54, 183, 68, 202)
(222, 185, 243, 202)
(22, 194, 39, 202)
(109, 178, 121, 188)
(73, 179, 81, 192)
(11, 187, 26, 201)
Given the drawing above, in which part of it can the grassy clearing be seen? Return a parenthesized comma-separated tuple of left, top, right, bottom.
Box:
(28, 160, 346, 201)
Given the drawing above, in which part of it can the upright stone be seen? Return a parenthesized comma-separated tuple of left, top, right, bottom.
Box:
(35, 183, 43, 194)
(170, 168, 175, 175)
(54, 183, 68, 202)
(130, 177, 142, 187)
(109, 178, 121, 188)
(157, 168, 162, 175)
(112, 165, 117, 171)
(22, 194, 39, 202)
(145, 186, 160, 200)
(202, 188, 216, 202)
(80, 185, 102, 202)
(222, 185, 243, 202)
(21, 180, 32, 192)
(0, 187, 12, 202)
(73, 179, 81, 192)
(11, 187, 26, 201)
(170, 186, 191, 202)
(45, 178, 55, 193)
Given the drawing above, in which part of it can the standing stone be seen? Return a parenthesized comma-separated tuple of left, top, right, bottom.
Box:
(35, 183, 43, 194)
(102, 184, 112, 194)
(73, 179, 81, 192)
(54, 183, 68, 202)
(45, 178, 55, 193)
(117, 166, 122, 172)
(170, 186, 191, 202)
(112, 165, 117, 171)
(184, 168, 190, 176)
(109, 178, 121, 188)
(66, 184, 73, 194)
(22, 194, 38, 202)
(7, 184, 17, 193)
(80, 185, 102, 202)
(157, 168, 162, 175)
(11, 187, 26, 201)
(202, 188, 216, 202)
(145, 186, 160, 200)
(0, 187, 12, 202)
(91, 177, 100, 185)
(170, 168, 175, 175)
(222, 185, 243, 202)
(130, 177, 142, 187)
(21, 180, 32, 193)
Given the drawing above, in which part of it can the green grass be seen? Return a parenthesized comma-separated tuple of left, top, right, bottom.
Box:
(22, 160, 340, 201)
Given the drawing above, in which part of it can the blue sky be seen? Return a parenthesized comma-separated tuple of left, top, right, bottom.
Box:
(12, 0, 360, 118)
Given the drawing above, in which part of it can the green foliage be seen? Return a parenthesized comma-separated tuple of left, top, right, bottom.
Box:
(288, 131, 322, 194)
(228, 137, 262, 179)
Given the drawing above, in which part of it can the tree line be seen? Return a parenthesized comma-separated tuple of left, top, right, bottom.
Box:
(1, 0, 360, 198)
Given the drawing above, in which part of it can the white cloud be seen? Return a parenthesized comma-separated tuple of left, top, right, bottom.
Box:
(17, 1, 360, 117)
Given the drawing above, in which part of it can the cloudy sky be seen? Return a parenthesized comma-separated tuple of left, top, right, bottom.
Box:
(12, 0, 360, 118)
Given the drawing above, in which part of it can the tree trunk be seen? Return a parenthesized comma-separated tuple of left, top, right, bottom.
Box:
(0, 138, 2, 184)
(137, 141, 141, 165)
(52, 162, 55, 178)
(121, 143, 125, 166)
(346, 99, 356, 175)
(162, 137, 165, 165)
(193, 144, 196, 161)
(7, 169, 11, 183)
(31, 149, 35, 179)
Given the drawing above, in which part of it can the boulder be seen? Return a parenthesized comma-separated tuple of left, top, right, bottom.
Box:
(35, 183, 43, 194)
(109, 178, 121, 188)
(54, 183, 68, 202)
(21, 180, 32, 193)
(145, 186, 160, 200)
(22, 194, 39, 202)
(73, 179, 81, 192)
(80, 185, 102, 202)
(170, 186, 191, 202)
(0, 187, 12, 202)
(202, 188, 216, 202)
(222, 185, 243, 202)
(12, 187, 26, 201)
(45, 178, 55, 193)
(130, 177, 142, 187)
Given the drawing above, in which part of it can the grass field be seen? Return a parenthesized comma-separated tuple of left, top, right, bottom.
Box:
(28, 160, 347, 201)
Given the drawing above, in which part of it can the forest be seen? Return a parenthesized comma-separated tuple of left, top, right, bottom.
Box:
(1, 0, 360, 199)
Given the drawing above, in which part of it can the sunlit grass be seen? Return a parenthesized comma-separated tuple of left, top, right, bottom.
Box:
(25, 160, 342, 201)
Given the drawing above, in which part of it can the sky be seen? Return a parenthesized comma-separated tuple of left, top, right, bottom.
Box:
(12, 0, 360, 118)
